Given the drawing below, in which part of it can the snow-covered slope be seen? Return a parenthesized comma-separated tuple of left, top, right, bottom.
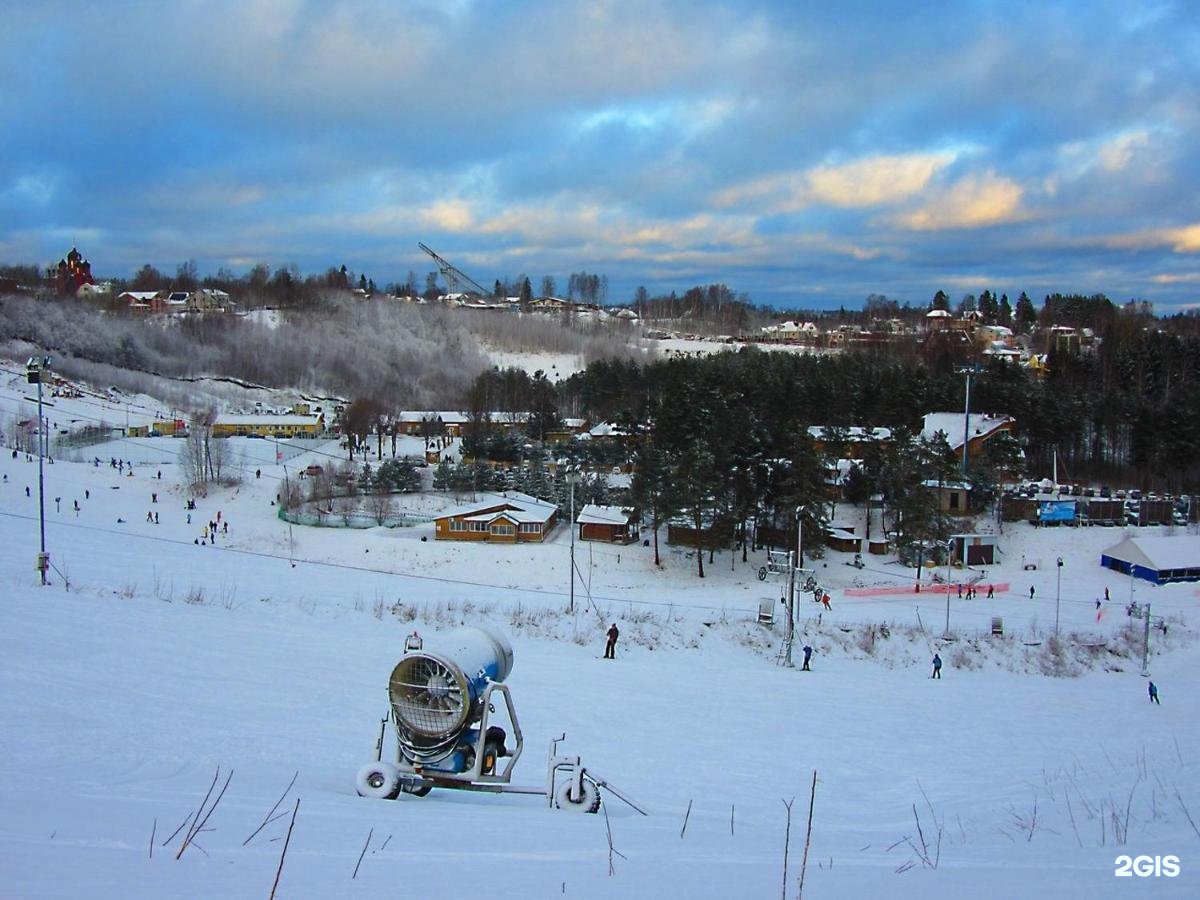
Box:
(1, 376, 1198, 898)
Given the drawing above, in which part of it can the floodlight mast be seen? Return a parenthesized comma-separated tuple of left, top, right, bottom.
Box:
(417, 242, 492, 298)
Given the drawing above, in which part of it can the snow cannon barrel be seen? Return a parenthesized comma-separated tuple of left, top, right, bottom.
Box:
(388, 627, 514, 756)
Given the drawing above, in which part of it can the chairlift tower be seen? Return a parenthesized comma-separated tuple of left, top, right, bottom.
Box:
(955, 363, 983, 476)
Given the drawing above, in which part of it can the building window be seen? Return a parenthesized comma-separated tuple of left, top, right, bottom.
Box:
(449, 520, 466, 532)
(469, 521, 488, 532)
(949, 492, 960, 510)
(519, 522, 540, 534)
(491, 523, 515, 535)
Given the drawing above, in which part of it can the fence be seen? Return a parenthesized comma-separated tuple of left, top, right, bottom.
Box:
(277, 504, 435, 529)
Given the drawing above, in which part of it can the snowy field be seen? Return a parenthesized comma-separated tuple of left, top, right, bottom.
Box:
(1, 373, 1199, 898)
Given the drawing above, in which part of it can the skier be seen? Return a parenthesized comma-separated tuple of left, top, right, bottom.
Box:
(154, 512, 159, 525)
(931, 653, 942, 679)
(1148, 681, 1160, 705)
(222, 521, 228, 534)
(821, 592, 832, 610)
(802, 645, 813, 671)
(1029, 585, 1036, 600)
(987, 584, 994, 599)
(604, 623, 619, 659)
(146, 510, 153, 523)
(957, 583, 963, 599)
(1105, 586, 1110, 602)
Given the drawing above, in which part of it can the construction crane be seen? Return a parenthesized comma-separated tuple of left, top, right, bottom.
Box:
(417, 242, 493, 298)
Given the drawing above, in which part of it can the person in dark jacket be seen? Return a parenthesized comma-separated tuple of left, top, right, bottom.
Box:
(604, 623, 619, 659)
(1148, 681, 1160, 704)
(802, 645, 813, 671)
(932, 653, 942, 679)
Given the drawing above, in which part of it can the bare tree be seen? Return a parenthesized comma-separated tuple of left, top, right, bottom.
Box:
(335, 493, 357, 526)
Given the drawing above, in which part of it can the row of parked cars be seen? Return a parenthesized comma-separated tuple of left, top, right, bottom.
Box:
(1002, 484, 1194, 526)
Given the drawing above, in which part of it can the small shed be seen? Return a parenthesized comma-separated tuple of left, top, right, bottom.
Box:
(1100, 536, 1200, 585)
(577, 505, 639, 544)
(825, 525, 863, 554)
(950, 533, 1000, 566)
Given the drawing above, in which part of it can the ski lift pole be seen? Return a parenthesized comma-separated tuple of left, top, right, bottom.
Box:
(784, 548, 795, 667)
(1140, 603, 1151, 676)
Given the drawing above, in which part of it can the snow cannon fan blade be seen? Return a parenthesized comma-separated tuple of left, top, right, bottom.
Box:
(388, 627, 514, 743)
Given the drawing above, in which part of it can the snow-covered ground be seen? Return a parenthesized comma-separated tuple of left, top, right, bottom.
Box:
(1, 370, 1198, 898)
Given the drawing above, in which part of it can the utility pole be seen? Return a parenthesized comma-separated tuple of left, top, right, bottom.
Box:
(27, 357, 51, 585)
(568, 472, 575, 615)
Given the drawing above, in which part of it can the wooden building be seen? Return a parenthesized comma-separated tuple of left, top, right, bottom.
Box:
(576, 505, 639, 544)
(434, 493, 558, 543)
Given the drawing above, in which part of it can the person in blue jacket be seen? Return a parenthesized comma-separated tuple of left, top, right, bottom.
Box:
(1148, 681, 1160, 704)
(931, 653, 943, 679)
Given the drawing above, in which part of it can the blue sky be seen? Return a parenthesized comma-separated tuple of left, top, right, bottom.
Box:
(2, 0, 1198, 311)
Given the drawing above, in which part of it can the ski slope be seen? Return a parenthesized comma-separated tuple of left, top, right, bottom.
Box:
(1, 375, 1198, 898)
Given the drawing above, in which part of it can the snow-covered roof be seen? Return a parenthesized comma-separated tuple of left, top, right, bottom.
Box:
(1101, 536, 1200, 571)
(926, 309, 952, 318)
(921, 412, 1012, 451)
(921, 478, 971, 490)
(808, 426, 893, 442)
(214, 414, 322, 427)
(588, 422, 627, 438)
(577, 504, 633, 526)
(438, 492, 558, 525)
(398, 411, 469, 425)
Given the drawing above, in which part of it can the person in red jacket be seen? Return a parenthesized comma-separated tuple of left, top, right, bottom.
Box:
(604, 623, 619, 659)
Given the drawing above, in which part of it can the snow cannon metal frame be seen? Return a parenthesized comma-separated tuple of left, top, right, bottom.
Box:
(356, 627, 644, 815)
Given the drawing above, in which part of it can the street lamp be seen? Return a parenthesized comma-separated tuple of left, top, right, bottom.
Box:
(1055, 556, 1063, 635)
(26, 356, 51, 585)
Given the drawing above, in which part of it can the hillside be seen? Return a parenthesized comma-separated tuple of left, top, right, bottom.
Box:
(1, 364, 1198, 897)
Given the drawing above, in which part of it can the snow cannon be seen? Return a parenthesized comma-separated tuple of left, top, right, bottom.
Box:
(357, 627, 637, 815)
(388, 626, 514, 766)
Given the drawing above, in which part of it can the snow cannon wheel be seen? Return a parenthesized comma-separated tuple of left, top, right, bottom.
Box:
(356, 761, 401, 800)
(483, 725, 508, 775)
(555, 777, 601, 813)
(401, 781, 432, 797)
(757, 566, 767, 581)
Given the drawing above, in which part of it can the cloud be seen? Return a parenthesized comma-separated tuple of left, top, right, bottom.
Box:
(1104, 223, 1200, 253)
(2, 1, 1199, 312)
(714, 151, 956, 213)
(892, 172, 1026, 231)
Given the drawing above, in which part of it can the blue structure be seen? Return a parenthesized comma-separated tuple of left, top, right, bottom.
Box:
(1100, 536, 1200, 585)
(1039, 500, 1076, 524)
